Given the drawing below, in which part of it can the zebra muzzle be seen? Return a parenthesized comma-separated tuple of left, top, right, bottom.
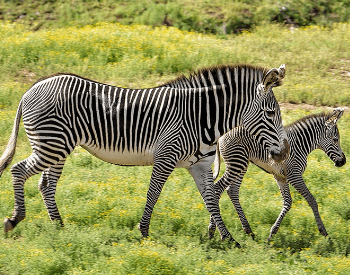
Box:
(335, 154, 346, 167)
(269, 138, 290, 163)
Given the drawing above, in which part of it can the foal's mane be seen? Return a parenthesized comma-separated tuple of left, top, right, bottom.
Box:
(285, 112, 332, 131)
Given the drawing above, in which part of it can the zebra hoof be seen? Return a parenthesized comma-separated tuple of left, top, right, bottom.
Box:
(249, 232, 255, 240)
(4, 218, 14, 233)
(243, 228, 255, 240)
(221, 235, 241, 248)
(52, 219, 64, 229)
(137, 223, 149, 238)
(208, 225, 216, 239)
(228, 237, 241, 248)
(208, 228, 215, 239)
(266, 234, 274, 243)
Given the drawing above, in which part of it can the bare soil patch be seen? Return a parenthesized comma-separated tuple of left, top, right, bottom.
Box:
(279, 102, 349, 112)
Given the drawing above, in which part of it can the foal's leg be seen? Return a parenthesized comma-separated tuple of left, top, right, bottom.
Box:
(188, 160, 240, 247)
(225, 170, 254, 238)
(268, 177, 291, 240)
(208, 171, 252, 238)
(209, 144, 251, 239)
(289, 174, 328, 237)
(38, 158, 66, 225)
(4, 152, 59, 233)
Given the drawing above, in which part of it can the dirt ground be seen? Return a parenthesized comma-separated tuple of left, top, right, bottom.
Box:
(279, 102, 349, 112)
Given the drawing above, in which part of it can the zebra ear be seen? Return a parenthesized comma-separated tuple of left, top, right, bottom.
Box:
(325, 108, 344, 129)
(332, 107, 344, 120)
(257, 64, 286, 96)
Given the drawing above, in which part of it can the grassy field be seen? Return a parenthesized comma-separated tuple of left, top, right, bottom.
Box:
(0, 109, 349, 274)
(0, 21, 349, 274)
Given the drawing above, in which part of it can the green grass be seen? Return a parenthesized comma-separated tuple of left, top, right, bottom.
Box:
(0, 108, 349, 274)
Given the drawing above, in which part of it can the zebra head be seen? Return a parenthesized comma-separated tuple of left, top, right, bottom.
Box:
(319, 108, 346, 167)
(242, 64, 290, 163)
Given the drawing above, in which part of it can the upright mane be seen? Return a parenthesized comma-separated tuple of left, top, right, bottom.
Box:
(159, 64, 270, 88)
(285, 112, 332, 131)
(190, 63, 269, 78)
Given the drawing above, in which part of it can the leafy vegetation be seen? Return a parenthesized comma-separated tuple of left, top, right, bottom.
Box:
(2, 0, 350, 34)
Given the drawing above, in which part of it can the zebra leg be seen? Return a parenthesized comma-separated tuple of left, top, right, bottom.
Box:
(225, 170, 255, 239)
(4, 152, 59, 233)
(138, 155, 178, 238)
(268, 177, 291, 240)
(38, 159, 66, 225)
(289, 175, 328, 237)
(208, 169, 253, 239)
(188, 161, 240, 247)
(207, 178, 227, 239)
(209, 143, 251, 240)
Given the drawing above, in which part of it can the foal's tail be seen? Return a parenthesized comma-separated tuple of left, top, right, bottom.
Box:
(0, 99, 23, 177)
(212, 141, 221, 181)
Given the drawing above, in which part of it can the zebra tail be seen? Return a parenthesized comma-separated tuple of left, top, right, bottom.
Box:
(0, 98, 23, 177)
(212, 141, 221, 181)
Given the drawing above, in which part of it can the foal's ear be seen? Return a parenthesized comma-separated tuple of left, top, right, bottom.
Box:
(257, 64, 286, 96)
(333, 107, 345, 120)
(325, 107, 345, 129)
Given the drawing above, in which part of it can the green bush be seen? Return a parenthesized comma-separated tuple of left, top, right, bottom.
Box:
(2, 0, 350, 34)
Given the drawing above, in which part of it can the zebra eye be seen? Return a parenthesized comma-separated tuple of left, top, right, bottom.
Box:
(333, 138, 339, 143)
(266, 110, 275, 117)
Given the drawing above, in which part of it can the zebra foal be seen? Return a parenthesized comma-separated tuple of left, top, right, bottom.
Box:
(0, 64, 288, 246)
(210, 108, 346, 240)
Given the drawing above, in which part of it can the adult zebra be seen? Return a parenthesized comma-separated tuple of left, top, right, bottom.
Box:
(0, 64, 288, 246)
(210, 108, 346, 240)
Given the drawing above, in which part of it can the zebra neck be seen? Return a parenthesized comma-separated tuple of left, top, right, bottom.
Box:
(192, 71, 261, 145)
(195, 85, 248, 145)
(287, 120, 323, 156)
(162, 65, 265, 145)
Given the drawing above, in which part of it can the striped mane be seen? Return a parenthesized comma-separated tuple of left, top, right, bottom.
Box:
(285, 112, 332, 131)
(159, 64, 270, 88)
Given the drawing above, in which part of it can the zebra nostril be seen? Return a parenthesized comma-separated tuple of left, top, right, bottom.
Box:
(269, 146, 283, 163)
(269, 138, 289, 163)
(335, 157, 346, 167)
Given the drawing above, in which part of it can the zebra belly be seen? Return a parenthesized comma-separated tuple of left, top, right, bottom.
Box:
(176, 145, 217, 168)
(250, 157, 284, 177)
(81, 145, 155, 166)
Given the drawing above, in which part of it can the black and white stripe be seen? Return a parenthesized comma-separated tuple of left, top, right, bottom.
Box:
(210, 108, 346, 240)
(1, 64, 288, 246)
(162, 64, 289, 160)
